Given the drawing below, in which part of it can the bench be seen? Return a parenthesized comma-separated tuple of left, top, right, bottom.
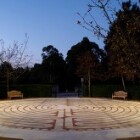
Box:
(8, 90, 23, 99)
(112, 91, 127, 100)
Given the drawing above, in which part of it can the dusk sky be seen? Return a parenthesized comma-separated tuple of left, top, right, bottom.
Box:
(0, 0, 138, 64)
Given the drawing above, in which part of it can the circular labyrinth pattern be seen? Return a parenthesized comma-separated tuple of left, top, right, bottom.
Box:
(0, 98, 140, 131)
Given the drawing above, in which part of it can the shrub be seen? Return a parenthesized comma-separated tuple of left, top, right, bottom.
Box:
(0, 84, 52, 99)
(83, 84, 140, 100)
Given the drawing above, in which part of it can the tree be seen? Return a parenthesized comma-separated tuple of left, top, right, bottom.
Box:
(66, 37, 105, 92)
(15, 67, 31, 84)
(29, 63, 43, 84)
(76, 51, 99, 97)
(0, 36, 31, 92)
(41, 45, 66, 91)
(105, 1, 140, 89)
(0, 62, 13, 91)
(77, 0, 139, 38)
(77, 0, 140, 89)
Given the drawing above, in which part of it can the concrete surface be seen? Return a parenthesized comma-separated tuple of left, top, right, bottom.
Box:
(0, 98, 140, 140)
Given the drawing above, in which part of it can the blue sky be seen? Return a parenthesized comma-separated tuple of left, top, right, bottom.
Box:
(1, 0, 137, 64)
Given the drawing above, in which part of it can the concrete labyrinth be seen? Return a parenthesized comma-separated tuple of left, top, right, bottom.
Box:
(0, 98, 140, 131)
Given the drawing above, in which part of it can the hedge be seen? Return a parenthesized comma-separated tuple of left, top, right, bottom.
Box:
(1, 84, 140, 100)
(0, 84, 52, 99)
(83, 84, 140, 100)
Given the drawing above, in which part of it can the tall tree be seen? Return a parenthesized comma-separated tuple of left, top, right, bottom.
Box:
(105, 1, 140, 89)
(66, 37, 104, 92)
(77, 0, 140, 88)
(0, 36, 31, 92)
(76, 51, 99, 97)
(41, 45, 66, 90)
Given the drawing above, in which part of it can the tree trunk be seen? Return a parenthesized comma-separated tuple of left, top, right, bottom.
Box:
(121, 75, 126, 91)
(6, 73, 10, 98)
(49, 62, 52, 83)
(88, 69, 91, 97)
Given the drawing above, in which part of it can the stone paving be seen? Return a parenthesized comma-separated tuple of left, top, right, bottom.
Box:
(0, 98, 140, 132)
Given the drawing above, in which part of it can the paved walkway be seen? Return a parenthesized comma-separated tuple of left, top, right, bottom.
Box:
(54, 92, 82, 97)
(0, 98, 140, 140)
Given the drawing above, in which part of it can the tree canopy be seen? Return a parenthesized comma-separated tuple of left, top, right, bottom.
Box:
(39, 45, 66, 90)
(105, 1, 140, 81)
(66, 37, 105, 91)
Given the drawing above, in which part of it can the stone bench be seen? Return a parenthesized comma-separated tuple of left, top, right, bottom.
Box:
(8, 90, 23, 99)
(112, 91, 127, 100)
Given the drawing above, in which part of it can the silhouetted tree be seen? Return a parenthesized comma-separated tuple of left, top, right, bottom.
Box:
(0, 36, 31, 92)
(17, 67, 31, 84)
(66, 37, 105, 91)
(41, 45, 66, 91)
(0, 62, 13, 91)
(30, 64, 43, 84)
(77, 0, 139, 38)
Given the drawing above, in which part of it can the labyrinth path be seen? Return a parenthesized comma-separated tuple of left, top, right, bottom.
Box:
(0, 98, 140, 131)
